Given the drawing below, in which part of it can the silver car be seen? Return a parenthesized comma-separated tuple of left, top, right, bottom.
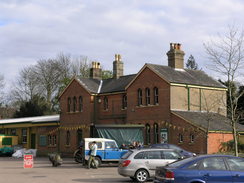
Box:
(118, 148, 182, 182)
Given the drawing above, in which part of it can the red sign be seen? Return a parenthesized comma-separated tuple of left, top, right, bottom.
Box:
(24, 154, 33, 168)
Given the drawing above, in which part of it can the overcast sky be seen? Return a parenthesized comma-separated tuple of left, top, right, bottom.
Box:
(1, 0, 244, 91)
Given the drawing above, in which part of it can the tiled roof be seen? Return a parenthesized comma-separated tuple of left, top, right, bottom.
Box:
(100, 74, 136, 93)
(172, 110, 244, 132)
(147, 64, 226, 88)
(77, 74, 136, 94)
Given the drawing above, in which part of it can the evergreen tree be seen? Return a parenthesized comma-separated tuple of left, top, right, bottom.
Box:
(186, 55, 198, 70)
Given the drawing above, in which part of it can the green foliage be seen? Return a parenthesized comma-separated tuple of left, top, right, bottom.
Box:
(220, 140, 244, 152)
(102, 70, 113, 79)
(186, 55, 198, 70)
(14, 95, 52, 118)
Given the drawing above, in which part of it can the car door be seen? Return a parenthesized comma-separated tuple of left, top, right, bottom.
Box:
(225, 157, 244, 182)
(198, 157, 233, 183)
(104, 141, 120, 160)
(142, 150, 163, 176)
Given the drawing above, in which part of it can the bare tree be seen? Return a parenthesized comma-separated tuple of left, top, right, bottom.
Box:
(0, 75, 4, 105)
(204, 25, 244, 156)
(11, 66, 39, 103)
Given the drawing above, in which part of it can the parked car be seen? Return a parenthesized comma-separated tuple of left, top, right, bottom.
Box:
(118, 148, 183, 182)
(149, 143, 196, 158)
(154, 154, 244, 183)
(74, 138, 128, 167)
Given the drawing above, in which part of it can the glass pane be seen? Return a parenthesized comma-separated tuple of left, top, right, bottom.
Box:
(226, 157, 244, 172)
(200, 158, 227, 170)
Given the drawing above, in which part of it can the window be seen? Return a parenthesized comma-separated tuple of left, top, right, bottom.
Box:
(200, 157, 227, 170)
(134, 152, 144, 159)
(73, 96, 77, 112)
(145, 88, 150, 105)
(22, 128, 27, 143)
(144, 151, 162, 159)
(67, 97, 71, 112)
(226, 157, 244, 172)
(154, 87, 159, 105)
(66, 131, 70, 146)
(103, 96, 108, 110)
(10, 129, 16, 135)
(48, 135, 52, 145)
(138, 89, 142, 106)
(79, 96, 83, 112)
(105, 141, 117, 149)
(48, 135, 57, 146)
(122, 95, 127, 109)
(39, 135, 47, 146)
(179, 134, 183, 143)
(163, 151, 181, 160)
(153, 123, 159, 144)
(190, 134, 195, 143)
(145, 124, 151, 145)
(88, 141, 102, 149)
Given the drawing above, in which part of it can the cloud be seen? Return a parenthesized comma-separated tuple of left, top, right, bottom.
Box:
(1, 0, 244, 92)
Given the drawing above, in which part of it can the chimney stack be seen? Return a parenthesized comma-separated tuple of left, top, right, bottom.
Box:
(113, 54, 124, 79)
(167, 43, 185, 69)
(90, 61, 102, 80)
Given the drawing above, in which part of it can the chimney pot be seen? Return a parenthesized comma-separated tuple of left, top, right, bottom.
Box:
(167, 43, 185, 69)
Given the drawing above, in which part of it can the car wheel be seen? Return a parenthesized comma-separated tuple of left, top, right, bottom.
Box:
(135, 169, 149, 182)
(74, 150, 83, 163)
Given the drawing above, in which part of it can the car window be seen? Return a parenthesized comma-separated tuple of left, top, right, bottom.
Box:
(121, 150, 133, 159)
(88, 142, 102, 149)
(105, 141, 117, 149)
(226, 157, 244, 172)
(144, 151, 162, 159)
(134, 152, 144, 159)
(163, 151, 181, 160)
(187, 160, 201, 170)
(200, 157, 227, 170)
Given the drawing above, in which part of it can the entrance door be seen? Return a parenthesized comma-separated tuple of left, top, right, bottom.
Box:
(160, 128, 168, 143)
(77, 129, 83, 147)
(31, 134, 36, 149)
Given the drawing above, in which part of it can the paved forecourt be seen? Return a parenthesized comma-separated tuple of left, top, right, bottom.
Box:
(0, 157, 151, 183)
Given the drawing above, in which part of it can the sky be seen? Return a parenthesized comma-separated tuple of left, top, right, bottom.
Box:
(1, 0, 244, 92)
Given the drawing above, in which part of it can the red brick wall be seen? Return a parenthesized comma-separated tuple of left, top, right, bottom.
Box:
(208, 133, 233, 154)
(97, 93, 126, 124)
(59, 79, 93, 154)
(170, 112, 207, 154)
(127, 67, 171, 123)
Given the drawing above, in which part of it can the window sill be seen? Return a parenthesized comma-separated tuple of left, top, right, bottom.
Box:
(65, 145, 71, 147)
(136, 104, 159, 108)
(48, 145, 57, 148)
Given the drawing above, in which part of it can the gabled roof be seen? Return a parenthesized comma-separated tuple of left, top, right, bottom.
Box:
(77, 78, 101, 93)
(147, 64, 226, 88)
(172, 110, 244, 132)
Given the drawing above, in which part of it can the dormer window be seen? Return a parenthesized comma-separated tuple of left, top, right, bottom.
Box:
(137, 89, 142, 106)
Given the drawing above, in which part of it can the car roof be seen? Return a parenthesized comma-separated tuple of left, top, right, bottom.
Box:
(130, 148, 177, 152)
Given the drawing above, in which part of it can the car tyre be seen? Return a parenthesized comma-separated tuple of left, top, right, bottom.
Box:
(135, 169, 149, 182)
(94, 157, 102, 167)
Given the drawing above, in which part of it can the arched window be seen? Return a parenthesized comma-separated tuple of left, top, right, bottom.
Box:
(179, 133, 183, 143)
(153, 123, 159, 143)
(122, 95, 127, 109)
(104, 96, 108, 110)
(145, 88, 150, 105)
(66, 131, 70, 146)
(190, 134, 195, 143)
(138, 89, 142, 106)
(154, 87, 159, 105)
(77, 129, 83, 147)
(79, 96, 83, 112)
(67, 97, 71, 112)
(145, 124, 151, 145)
(73, 96, 77, 112)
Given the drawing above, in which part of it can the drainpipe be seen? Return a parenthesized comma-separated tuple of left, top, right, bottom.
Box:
(187, 85, 190, 111)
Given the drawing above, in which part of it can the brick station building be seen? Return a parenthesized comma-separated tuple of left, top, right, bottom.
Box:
(1, 43, 244, 156)
(57, 43, 244, 156)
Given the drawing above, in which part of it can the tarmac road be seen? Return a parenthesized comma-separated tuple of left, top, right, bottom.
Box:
(0, 157, 152, 183)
